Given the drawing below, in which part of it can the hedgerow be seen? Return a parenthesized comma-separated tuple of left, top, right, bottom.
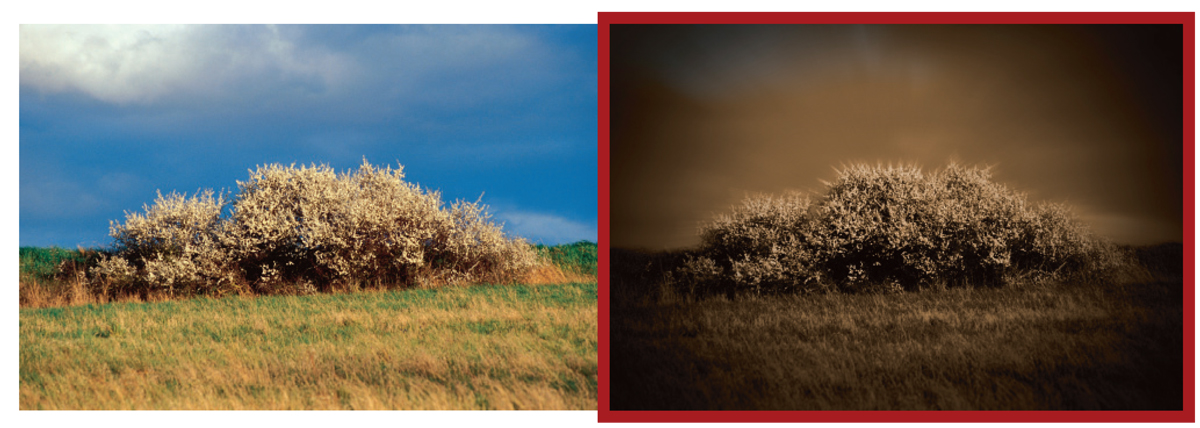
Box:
(681, 162, 1121, 295)
(89, 159, 538, 297)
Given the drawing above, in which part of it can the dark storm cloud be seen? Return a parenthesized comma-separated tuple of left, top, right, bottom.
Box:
(21, 24, 597, 247)
(612, 24, 1183, 249)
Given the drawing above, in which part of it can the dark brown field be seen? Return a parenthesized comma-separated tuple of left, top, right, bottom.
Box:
(609, 243, 1184, 410)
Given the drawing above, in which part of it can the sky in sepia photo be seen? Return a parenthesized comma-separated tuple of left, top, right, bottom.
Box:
(20, 24, 597, 248)
(611, 24, 1183, 250)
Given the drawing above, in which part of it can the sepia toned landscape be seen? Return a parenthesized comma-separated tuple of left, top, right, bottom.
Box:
(608, 23, 1185, 411)
(609, 165, 1181, 409)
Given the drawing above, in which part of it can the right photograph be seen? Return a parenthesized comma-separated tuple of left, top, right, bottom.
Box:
(607, 18, 1187, 415)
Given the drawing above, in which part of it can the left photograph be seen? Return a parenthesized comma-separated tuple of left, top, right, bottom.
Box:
(19, 24, 598, 410)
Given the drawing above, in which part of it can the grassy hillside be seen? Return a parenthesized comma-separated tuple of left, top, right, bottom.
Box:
(609, 243, 1184, 410)
(21, 281, 597, 410)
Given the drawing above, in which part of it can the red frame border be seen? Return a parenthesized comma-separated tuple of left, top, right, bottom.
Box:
(597, 11, 1195, 423)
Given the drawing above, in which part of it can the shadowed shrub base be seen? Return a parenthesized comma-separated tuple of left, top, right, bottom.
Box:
(20, 242, 596, 309)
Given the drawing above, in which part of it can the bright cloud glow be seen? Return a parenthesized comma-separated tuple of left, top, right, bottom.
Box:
(19, 25, 350, 104)
(18, 25, 570, 108)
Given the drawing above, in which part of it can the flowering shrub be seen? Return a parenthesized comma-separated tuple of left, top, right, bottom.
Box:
(678, 162, 1118, 294)
(94, 189, 235, 294)
(90, 159, 537, 296)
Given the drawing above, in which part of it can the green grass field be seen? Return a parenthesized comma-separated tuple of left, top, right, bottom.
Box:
(20, 242, 598, 410)
(534, 240, 598, 276)
(609, 244, 1184, 410)
(19, 246, 95, 281)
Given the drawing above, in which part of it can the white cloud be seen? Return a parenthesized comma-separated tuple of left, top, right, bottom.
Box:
(19, 25, 350, 104)
(18, 24, 580, 116)
(494, 210, 596, 245)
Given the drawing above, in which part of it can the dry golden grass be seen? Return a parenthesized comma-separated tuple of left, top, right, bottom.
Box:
(21, 281, 597, 410)
(20, 276, 204, 309)
(518, 263, 596, 285)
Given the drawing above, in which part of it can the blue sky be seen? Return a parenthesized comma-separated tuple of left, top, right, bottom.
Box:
(20, 24, 597, 247)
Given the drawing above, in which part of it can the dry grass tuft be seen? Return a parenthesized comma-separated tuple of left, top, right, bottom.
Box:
(519, 263, 594, 285)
